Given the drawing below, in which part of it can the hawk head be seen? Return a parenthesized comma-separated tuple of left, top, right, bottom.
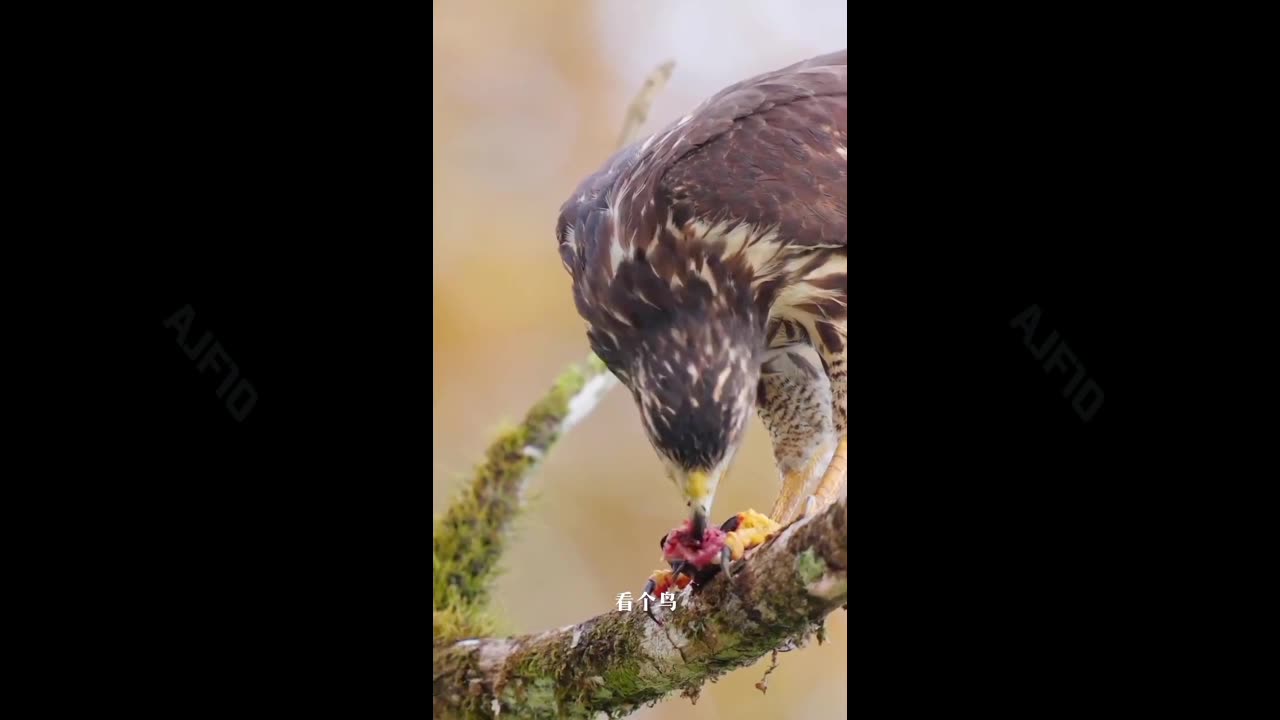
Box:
(602, 289, 762, 541)
(556, 147, 768, 541)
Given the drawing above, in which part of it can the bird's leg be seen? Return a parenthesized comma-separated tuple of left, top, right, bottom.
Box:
(801, 434, 847, 519)
(758, 351, 839, 524)
(768, 467, 810, 524)
(770, 441, 835, 523)
(798, 331, 847, 522)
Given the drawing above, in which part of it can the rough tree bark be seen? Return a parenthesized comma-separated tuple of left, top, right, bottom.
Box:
(432, 62, 847, 719)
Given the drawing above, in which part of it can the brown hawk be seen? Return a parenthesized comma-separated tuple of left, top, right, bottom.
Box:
(556, 50, 847, 546)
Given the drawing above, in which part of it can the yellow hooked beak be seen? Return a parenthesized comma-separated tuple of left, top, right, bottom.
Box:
(685, 470, 712, 542)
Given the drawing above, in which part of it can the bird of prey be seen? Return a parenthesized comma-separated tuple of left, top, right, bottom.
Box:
(556, 50, 847, 552)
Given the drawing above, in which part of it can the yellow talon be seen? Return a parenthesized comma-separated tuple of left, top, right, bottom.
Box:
(723, 509, 782, 562)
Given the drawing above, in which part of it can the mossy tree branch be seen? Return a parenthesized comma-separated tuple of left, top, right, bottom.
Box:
(434, 497, 847, 718)
(433, 355, 616, 643)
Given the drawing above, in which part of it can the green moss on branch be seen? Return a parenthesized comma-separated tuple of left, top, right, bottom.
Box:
(433, 355, 614, 646)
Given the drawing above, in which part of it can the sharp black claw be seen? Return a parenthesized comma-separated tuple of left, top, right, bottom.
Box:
(642, 577, 664, 625)
(646, 606, 663, 626)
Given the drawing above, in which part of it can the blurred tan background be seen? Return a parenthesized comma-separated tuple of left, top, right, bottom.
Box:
(433, 2, 847, 717)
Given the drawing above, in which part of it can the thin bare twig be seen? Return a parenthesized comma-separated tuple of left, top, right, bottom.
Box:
(616, 60, 676, 148)
(755, 650, 780, 694)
